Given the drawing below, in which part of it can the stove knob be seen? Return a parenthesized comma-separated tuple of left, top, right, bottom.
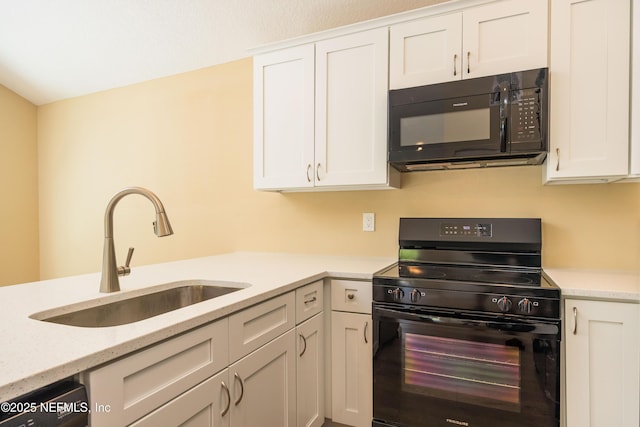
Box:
(518, 298, 533, 314)
(392, 288, 405, 302)
(497, 296, 512, 312)
(410, 289, 421, 303)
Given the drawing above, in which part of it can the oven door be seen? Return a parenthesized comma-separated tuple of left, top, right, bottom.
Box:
(372, 304, 560, 427)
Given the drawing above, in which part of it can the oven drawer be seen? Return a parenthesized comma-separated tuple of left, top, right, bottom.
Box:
(331, 279, 372, 314)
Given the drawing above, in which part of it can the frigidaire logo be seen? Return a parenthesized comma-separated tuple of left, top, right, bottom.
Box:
(446, 418, 470, 426)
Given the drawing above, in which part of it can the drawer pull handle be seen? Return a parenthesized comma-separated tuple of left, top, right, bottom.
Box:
(467, 51, 471, 74)
(572, 307, 578, 335)
(220, 381, 231, 417)
(299, 333, 307, 357)
(304, 296, 317, 304)
(364, 321, 369, 344)
(453, 54, 457, 76)
(234, 372, 244, 406)
(347, 293, 355, 300)
(556, 148, 560, 171)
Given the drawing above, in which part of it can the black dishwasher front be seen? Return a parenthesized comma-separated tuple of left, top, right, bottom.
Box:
(0, 380, 88, 427)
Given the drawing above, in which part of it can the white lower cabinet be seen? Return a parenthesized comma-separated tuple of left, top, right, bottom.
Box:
(564, 299, 640, 427)
(229, 329, 297, 427)
(330, 279, 373, 427)
(84, 282, 329, 427)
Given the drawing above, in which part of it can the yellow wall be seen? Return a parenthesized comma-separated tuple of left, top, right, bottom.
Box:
(0, 84, 39, 285)
(34, 58, 640, 280)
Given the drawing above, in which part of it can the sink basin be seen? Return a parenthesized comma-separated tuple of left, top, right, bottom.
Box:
(31, 280, 247, 327)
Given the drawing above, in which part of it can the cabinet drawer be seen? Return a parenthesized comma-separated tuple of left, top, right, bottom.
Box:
(229, 292, 295, 362)
(296, 280, 324, 324)
(86, 318, 229, 427)
(330, 279, 372, 314)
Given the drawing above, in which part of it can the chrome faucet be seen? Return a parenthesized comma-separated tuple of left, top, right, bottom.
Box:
(100, 187, 174, 293)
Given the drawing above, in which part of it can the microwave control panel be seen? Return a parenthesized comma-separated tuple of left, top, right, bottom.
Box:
(511, 88, 541, 142)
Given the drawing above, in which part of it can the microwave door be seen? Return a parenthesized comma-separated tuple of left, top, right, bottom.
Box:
(390, 94, 502, 162)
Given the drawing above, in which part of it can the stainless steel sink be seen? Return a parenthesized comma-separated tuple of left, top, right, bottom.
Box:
(31, 280, 247, 327)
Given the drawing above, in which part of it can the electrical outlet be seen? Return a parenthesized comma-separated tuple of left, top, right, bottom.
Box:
(363, 212, 375, 232)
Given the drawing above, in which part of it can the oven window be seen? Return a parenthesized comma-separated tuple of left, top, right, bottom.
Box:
(400, 108, 490, 146)
(402, 333, 521, 412)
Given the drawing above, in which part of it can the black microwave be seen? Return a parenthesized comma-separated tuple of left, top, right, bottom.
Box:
(388, 68, 548, 171)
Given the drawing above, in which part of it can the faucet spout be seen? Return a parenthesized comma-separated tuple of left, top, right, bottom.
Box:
(100, 187, 173, 293)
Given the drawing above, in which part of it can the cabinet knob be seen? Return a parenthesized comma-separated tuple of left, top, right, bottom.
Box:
(347, 293, 355, 300)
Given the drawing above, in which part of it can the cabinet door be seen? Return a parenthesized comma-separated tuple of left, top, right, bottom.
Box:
(545, 0, 630, 183)
(129, 370, 230, 427)
(331, 311, 372, 427)
(230, 329, 296, 427)
(463, 0, 548, 78)
(564, 299, 640, 427)
(297, 313, 325, 427)
(315, 28, 389, 187)
(253, 45, 315, 190)
(389, 13, 462, 88)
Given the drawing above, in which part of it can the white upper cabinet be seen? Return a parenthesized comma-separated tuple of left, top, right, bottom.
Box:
(389, 13, 462, 88)
(314, 28, 391, 188)
(253, 45, 315, 190)
(390, 0, 549, 89)
(253, 28, 399, 192)
(544, 0, 631, 183)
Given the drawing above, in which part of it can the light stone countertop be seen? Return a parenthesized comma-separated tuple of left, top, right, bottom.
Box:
(544, 268, 640, 303)
(2, 252, 638, 403)
(0, 251, 394, 402)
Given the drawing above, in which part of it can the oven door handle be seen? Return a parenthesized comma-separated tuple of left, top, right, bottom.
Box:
(373, 306, 558, 334)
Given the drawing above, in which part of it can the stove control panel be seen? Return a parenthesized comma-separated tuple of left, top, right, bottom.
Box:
(372, 282, 560, 319)
(440, 222, 492, 237)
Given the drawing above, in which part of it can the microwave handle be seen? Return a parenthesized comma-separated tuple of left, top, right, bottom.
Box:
(499, 82, 510, 152)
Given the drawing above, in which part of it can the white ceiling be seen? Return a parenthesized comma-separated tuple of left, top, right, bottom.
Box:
(0, 0, 445, 105)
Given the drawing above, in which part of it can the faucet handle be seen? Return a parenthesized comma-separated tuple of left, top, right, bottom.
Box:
(117, 247, 135, 277)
